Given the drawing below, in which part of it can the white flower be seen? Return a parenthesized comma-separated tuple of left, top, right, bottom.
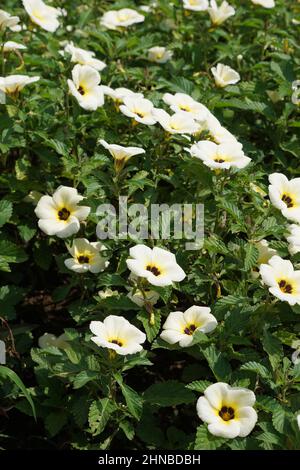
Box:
(251, 240, 277, 279)
(291, 340, 300, 365)
(292, 81, 300, 106)
(3, 41, 27, 52)
(22, 0, 62, 33)
(100, 9, 144, 30)
(126, 244, 186, 287)
(269, 173, 300, 223)
(0, 9, 20, 31)
(0, 75, 39, 94)
(204, 113, 239, 144)
(99, 139, 145, 170)
(163, 92, 209, 122)
(297, 414, 300, 431)
(67, 64, 104, 111)
(120, 97, 157, 125)
(101, 86, 144, 103)
(260, 255, 300, 305)
(127, 288, 160, 307)
(186, 140, 251, 170)
(90, 315, 146, 356)
(65, 238, 109, 274)
(35, 186, 90, 238)
(38, 333, 68, 349)
(98, 288, 118, 299)
(287, 225, 300, 255)
(208, 1, 235, 26)
(196, 382, 257, 438)
(147, 47, 173, 63)
(64, 43, 106, 72)
(211, 63, 240, 88)
(251, 0, 275, 8)
(160, 306, 217, 347)
(152, 109, 200, 134)
(183, 0, 209, 11)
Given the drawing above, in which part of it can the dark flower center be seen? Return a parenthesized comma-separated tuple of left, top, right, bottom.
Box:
(184, 324, 197, 335)
(110, 339, 123, 347)
(215, 158, 225, 163)
(78, 86, 85, 95)
(281, 194, 294, 208)
(219, 406, 235, 421)
(58, 207, 70, 221)
(146, 265, 161, 276)
(278, 279, 293, 294)
(78, 255, 90, 264)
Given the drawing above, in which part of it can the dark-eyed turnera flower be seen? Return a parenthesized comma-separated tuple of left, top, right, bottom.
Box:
(260, 255, 300, 305)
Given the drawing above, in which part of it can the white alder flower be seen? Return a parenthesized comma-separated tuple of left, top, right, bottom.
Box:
(101, 86, 144, 103)
(186, 141, 251, 170)
(100, 9, 145, 30)
(183, 0, 209, 11)
(35, 186, 90, 238)
(0, 9, 20, 31)
(287, 225, 300, 255)
(260, 255, 300, 305)
(147, 46, 173, 63)
(197, 382, 257, 438)
(251, 0, 275, 8)
(204, 113, 239, 144)
(0, 75, 39, 94)
(67, 64, 104, 111)
(252, 240, 277, 279)
(152, 109, 200, 134)
(22, 0, 62, 33)
(268, 173, 300, 224)
(3, 41, 27, 52)
(211, 63, 240, 88)
(127, 288, 160, 307)
(120, 97, 157, 125)
(297, 414, 300, 431)
(126, 244, 186, 287)
(64, 43, 106, 72)
(99, 139, 145, 169)
(65, 238, 109, 274)
(160, 306, 217, 347)
(208, 0, 235, 26)
(38, 333, 68, 349)
(163, 92, 209, 122)
(90, 316, 146, 355)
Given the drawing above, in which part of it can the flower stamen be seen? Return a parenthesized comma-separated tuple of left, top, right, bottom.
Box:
(57, 207, 70, 221)
(219, 406, 235, 421)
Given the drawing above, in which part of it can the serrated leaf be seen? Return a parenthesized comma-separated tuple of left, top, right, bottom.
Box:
(115, 374, 143, 420)
(144, 380, 195, 407)
(88, 398, 117, 436)
(186, 380, 212, 393)
(244, 244, 259, 270)
(194, 425, 227, 450)
(0, 200, 12, 228)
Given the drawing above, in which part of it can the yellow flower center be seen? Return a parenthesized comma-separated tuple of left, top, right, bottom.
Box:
(32, 10, 45, 21)
(278, 279, 294, 294)
(57, 207, 71, 221)
(219, 405, 235, 422)
(180, 104, 192, 112)
(281, 193, 294, 208)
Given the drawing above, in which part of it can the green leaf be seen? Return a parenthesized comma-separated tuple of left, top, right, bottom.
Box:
(115, 374, 143, 420)
(45, 411, 68, 437)
(72, 371, 99, 389)
(137, 308, 161, 342)
(88, 398, 117, 436)
(194, 425, 227, 450)
(262, 330, 283, 372)
(0, 200, 12, 228)
(202, 345, 232, 382)
(240, 361, 270, 379)
(186, 380, 212, 393)
(244, 244, 259, 270)
(119, 420, 135, 440)
(0, 366, 36, 419)
(144, 380, 195, 407)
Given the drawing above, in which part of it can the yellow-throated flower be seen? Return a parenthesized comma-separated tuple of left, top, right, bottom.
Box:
(211, 63, 240, 88)
(147, 47, 173, 64)
(269, 173, 300, 223)
(67, 64, 104, 111)
(22, 0, 62, 32)
(260, 255, 300, 305)
(65, 238, 109, 274)
(100, 9, 145, 30)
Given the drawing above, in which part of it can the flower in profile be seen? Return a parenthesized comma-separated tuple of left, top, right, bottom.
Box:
(3, 41, 27, 52)
(100, 9, 145, 30)
(186, 141, 251, 170)
(65, 238, 109, 274)
(101, 86, 144, 103)
(251, 0, 275, 8)
(0, 9, 20, 31)
(64, 43, 106, 72)
(153, 109, 200, 134)
(207, 0, 235, 26)
(160, 306, 217, 347)
(120, 97, 157, 125)
(196, 382, 257, 438)
(90, 316, 146, 355)
(147, 47, 173, 63)
(126, 244, 186, 287)
(67, 64, 104, 111)
(22, 0, 62, 32)
(0, 75, 39, 95)
(252, 240, 277, 279)
(183, 0, 209, 11)
(38, 333, 68, 349)
(287, 225, 300, 255)
(35, 186, 90, 238)
(163, 93, 209, 122)
(204, 113, 239, 144)
(260, 255, 300, 305)
(127, 288, 160, 307)
(211, 63, 240, 88)
(268, 173, 300, 223)
(99, 139, 145, 173)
